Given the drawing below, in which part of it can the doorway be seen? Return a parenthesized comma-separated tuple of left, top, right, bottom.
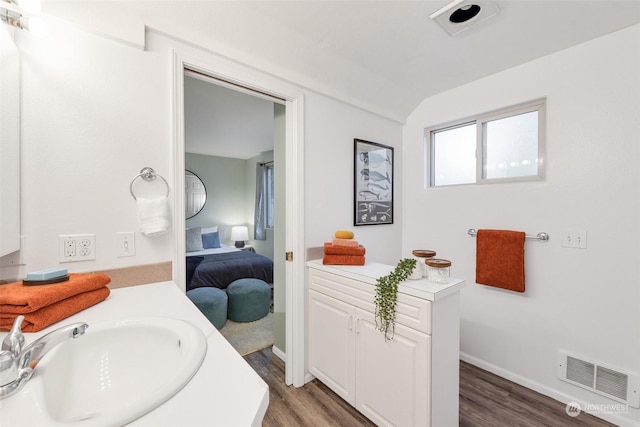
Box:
(183, 70, 284, 354)
(171, 55, 306, 387)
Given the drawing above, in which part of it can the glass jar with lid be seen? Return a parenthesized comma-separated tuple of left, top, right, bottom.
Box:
(411, 250, 436, 279)
(425, 258, 451, 284)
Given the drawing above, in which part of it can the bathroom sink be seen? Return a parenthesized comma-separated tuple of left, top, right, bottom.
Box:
(0, 317, 207, 426)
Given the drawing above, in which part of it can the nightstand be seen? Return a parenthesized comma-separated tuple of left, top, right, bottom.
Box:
(240, 245, 255, 253)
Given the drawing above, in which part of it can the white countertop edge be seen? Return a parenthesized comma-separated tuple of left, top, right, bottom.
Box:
(0, 281, 269, 427)
(307, 259, 465, 301)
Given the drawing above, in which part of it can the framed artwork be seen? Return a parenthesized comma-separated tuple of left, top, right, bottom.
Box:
(354, 139, 393, 226)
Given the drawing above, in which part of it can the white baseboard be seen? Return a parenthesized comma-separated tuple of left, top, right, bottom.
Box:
(270, 346, 314, 386)
(460, 352, 639, 427)
(304, 372, 315, 385)
(271, 345, 286, 363)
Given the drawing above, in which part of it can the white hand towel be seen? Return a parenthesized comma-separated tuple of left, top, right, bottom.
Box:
(137, 197, 170, 236)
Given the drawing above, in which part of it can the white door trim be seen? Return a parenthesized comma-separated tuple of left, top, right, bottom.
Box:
(170, 48, 306, 387)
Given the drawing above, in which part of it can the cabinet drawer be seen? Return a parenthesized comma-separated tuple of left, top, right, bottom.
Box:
(309, 268, 432, 334)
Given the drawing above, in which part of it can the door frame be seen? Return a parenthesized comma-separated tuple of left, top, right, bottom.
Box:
(170, 49, 306, 387)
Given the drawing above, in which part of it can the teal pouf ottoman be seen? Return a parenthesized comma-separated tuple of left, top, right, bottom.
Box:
(227, 278, 270, 322)
(187, 287, 228, 329)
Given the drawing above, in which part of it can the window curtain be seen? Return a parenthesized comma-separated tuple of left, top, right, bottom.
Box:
(254, 163, 267, 240)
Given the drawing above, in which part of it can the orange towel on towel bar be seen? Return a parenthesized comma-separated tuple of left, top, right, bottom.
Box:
(475, 229, 526, 293)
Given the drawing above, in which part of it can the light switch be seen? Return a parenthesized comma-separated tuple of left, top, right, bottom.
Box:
(116, 232, 135, 257)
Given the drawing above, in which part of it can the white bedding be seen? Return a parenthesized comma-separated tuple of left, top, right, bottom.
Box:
(186, 245, 241, 257)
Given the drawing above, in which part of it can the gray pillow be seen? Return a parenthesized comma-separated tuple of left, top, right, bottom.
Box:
(186, 227, 204, 252)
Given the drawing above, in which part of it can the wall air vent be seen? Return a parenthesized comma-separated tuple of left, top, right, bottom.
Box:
(558, 351, 640, 408)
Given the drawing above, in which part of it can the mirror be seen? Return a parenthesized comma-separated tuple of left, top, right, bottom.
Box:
(185, 170, 206, 219)
(0, 28, 21, 257)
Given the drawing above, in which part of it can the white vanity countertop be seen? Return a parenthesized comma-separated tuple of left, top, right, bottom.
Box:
(307, 259, 465, 301)
(0, 281, 269, 427)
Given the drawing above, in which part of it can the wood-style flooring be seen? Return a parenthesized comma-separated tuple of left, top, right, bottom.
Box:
(244, 349, 615, 427)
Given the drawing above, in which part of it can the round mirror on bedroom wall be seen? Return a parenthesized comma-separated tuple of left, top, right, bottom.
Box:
(185, 170, 207, 219)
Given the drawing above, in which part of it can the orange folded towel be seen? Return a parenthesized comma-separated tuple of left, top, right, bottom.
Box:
(323, 242, 366, 256)
(475, 229, 526, 293)
(0, 273, 111, 314)
(323, 255, 365, 266)
(0, 287, 110, 332)
(332, 238, 360, 248)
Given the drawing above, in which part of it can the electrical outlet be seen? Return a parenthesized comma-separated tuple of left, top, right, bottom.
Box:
(59, 234, 96, 262)
(116, 232, 135, 257)
(64, 239, 76, 257)
(562, 230, 587, 249)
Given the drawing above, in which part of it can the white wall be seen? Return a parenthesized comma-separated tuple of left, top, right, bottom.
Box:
(305, 93, 403, 265)
(402, 25, 640, 425)
(185, 153, 247, 241)
(2, 21, 173, 280)
(2, 18, 403, 280)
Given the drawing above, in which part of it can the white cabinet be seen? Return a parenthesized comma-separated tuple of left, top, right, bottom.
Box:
(308, 289, 356, 403)
(307, 261, 464, 427)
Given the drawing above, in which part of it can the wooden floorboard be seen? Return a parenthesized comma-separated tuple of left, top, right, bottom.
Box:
(244, 349, 615, 427)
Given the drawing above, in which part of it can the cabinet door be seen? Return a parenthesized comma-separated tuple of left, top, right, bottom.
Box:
(355, 309, 431, 427)
(308, 290, 356, 405)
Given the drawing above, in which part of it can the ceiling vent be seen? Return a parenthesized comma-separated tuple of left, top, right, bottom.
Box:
(430, 0, 500, 36)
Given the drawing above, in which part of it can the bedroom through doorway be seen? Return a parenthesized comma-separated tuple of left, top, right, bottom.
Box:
(183, 69, 286, 357)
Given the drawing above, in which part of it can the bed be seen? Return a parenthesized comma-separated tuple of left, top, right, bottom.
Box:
(186, 245, 274, 291)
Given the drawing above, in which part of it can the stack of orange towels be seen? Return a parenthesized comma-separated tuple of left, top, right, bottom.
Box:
(323, 230, 366, 266)
(0, 273, 111, 332)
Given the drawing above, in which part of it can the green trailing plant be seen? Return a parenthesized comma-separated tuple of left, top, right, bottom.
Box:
(374, 258, 417, 341)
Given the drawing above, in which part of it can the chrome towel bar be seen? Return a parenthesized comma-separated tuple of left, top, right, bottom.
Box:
(468, 228, 549, 242)
(129, 167, 169, 200)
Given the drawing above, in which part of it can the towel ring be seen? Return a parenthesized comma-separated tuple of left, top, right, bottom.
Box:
(130, 167, 169, 200)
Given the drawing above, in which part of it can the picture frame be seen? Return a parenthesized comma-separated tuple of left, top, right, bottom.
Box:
(354, 139, 393, 226)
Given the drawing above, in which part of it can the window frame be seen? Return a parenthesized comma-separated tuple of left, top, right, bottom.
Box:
(425, 98, 546, 188)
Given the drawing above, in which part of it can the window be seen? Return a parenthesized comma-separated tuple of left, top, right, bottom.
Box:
(426, 99, 545, 187)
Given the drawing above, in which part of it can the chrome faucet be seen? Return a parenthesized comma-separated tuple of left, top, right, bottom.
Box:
(0, 315, 89, 399)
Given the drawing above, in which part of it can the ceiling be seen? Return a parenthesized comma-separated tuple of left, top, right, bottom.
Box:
(124, 0, 640, 121)
(184, 74, 277, 159)
(42, 1, 640, 156)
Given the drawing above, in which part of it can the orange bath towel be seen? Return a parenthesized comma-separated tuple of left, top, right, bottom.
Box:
(332, 238, 360, 248)
(324, 242, 366, 256)
(475, 229, 526, 292)
(0, 287, 110, 332)
(323, 255, 365, 266)
(0, 273, 111, 314)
